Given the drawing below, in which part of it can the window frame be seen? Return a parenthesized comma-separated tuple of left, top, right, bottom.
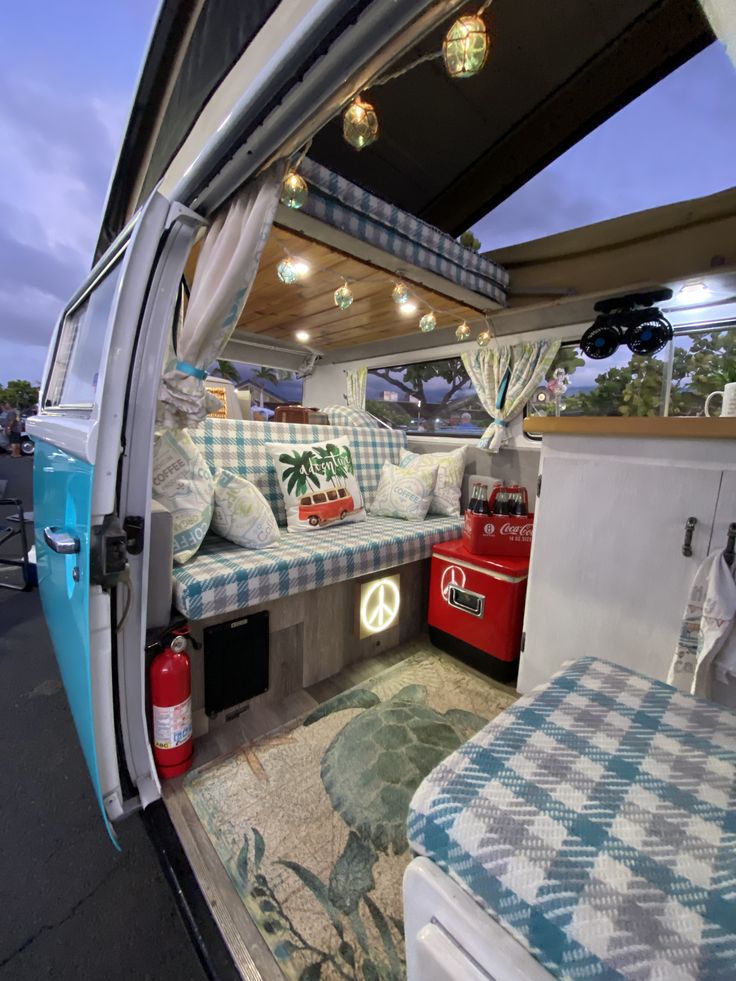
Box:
(524, 317, 736, 441)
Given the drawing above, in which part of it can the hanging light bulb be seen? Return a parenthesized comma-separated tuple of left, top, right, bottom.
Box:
(419, 312, 437, 333)
(280, 171, 308, 209)
(343, 96, 379, 150)
(277, 257, 309, 284)
(392, 282, 411, 305)
(477, 329, 491, 347)
(334, 283, 354, 309)
(455, 321, 471, 341)
(443, 14, 490, 79)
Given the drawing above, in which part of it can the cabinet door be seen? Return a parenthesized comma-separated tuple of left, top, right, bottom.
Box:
(518, 457, 723, 693)
(710, 470, 736, 557)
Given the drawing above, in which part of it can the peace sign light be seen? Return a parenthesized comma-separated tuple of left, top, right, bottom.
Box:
(359, 574, 401, 638)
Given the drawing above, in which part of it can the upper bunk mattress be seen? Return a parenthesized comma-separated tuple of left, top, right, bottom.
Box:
(298, 158, 508, 307)
(408, 656, 736, 980)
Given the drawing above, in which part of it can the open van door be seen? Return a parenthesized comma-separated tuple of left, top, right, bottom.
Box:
(28, 193, 204, 844)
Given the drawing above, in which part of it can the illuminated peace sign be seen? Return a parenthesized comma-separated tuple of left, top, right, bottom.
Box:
(360, 577, 401, 636)
(441, 564, 466, 599)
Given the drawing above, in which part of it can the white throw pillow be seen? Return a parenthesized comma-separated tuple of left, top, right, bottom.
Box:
(370, 460, 439, 521)
(399, 446, 466, 516)
(266, 435, 366, 532)
(211, 470, 279, 549)
(152, 429, 214, 564)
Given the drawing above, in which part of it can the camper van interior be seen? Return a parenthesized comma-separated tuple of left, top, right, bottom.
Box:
(28, 1, 736, 979)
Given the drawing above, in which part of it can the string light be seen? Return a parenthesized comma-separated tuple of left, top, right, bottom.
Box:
(343, 96, 379, 150)
(443, 12, 490, 78)
(477, 329, 491, 347)
(392, 282, 411, 305)
(280, 171, 308, 209)
(455, 321, 471, 341)
(419, 312, 437, 333)
(334, 283, 354, 309)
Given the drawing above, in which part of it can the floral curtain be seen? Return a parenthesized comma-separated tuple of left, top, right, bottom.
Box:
(698, 1, 736, 67)
(158, 161, 285, 429)
(462, 339, 560, 451)
(345, 367, 368, 409)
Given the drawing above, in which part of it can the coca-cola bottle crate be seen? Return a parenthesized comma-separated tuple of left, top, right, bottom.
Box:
(463, 485, 534, 557)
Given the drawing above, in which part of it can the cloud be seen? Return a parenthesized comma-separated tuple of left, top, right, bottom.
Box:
(0, 72, 124, 382)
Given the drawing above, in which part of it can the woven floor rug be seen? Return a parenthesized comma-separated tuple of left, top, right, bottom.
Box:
(184, 646, 515, 980)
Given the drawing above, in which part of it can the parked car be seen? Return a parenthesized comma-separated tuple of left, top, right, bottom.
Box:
(0, 410, 34, 455)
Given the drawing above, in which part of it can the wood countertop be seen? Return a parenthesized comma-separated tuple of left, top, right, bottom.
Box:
(523, 417, 736, 439)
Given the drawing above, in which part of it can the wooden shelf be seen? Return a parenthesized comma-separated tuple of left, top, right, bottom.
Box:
(523, 416, 736, 439)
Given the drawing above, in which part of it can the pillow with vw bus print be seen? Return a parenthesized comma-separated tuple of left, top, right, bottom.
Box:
(370, 460, 439, 521)
(152, 429, 214, 564)
(266, 435, 366, 532)
(399, 445, 466, 516)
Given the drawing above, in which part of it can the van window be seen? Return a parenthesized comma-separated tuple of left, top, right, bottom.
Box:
(338, 488, 347, 499)
(313, 493, 327, 504)
(367, 357, 492, 437)
(45, 259, 124, 409)
(327, 490, 338, 501)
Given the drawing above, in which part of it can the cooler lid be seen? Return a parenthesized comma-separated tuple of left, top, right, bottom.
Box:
(433, 538, 530, 576)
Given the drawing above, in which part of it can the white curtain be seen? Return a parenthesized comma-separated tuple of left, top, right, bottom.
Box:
(158, 162, 285, 429)
(699, 0, 736, 67)
(345, 367, 367, 409)
(462, 339, 560, 452)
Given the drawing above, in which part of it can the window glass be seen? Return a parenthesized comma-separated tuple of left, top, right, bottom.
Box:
(45, 259, 124, 408)
(367, 357, 491, 436)
(526, 323, 736, 430)
(209, 360, 304, 417)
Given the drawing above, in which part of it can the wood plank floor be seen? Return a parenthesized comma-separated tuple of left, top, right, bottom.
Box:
(163, 637, 517, 980)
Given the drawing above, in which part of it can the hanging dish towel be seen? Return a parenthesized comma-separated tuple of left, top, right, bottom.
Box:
(668, 550, 736, 698)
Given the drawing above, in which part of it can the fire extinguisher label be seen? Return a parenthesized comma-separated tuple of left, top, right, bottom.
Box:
(153, 697, 192, 750)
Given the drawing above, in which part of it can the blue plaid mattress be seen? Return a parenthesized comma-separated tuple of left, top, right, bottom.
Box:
(173, 515, 463, 619)
(299, 158, 508, 306)
(189, 418, 407, 527)
(408, 657, 736, 980)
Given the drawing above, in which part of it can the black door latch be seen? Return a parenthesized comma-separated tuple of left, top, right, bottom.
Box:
(90, 514, 128, 588)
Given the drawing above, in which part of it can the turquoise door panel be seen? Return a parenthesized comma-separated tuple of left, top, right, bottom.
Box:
(33, 438, 117, 845)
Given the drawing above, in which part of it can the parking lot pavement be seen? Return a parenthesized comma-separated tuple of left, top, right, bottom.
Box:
(0, 455, 206, 980)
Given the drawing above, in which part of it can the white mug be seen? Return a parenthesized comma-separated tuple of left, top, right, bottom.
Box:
(705, 381, 736, 418)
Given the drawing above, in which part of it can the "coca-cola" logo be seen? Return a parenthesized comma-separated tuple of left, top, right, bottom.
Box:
(499, 522, 533, 537)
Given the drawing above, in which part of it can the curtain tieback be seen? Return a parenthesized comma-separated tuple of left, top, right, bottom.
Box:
(176, 360, 208, 380)
(492, 419, 509, 427)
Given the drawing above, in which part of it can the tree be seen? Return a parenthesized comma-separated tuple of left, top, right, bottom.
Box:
(370, 358, 470, 412)
(214, 359, 239, 383)
(458, 230, 481, 252)
(0, 379, 39, 411)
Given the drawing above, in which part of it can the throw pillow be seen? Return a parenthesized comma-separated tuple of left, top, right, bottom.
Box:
(399, 445, 466, 516)
(370, 460, 439, 521)
(266, 435, 366, 532)
(152, 429, 214, 564)
(211, 470, 279, 549)
(322, 405, 382, 429)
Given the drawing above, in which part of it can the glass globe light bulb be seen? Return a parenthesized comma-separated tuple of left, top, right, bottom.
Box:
(334, 284, 354, 309)
(392, 282, 411, 305)
(477, 330, 491, 347)
(443, 15, 490, 79)
(419, 312, 437, 333)
(280, 171, 308, 209)
(343, 96, 379, 150)
(455, 321, 471, 341)
(277, 257, 299, 284)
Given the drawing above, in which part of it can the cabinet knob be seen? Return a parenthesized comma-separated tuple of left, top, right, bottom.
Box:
(682, 516, 697, 557)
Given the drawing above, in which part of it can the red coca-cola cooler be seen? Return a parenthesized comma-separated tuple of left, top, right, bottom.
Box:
(428, 538, 529, 681)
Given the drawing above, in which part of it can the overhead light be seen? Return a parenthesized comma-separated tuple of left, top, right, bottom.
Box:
(293, 259, 310, 279)
(679, 282, 710, 300)
(399, 301, 418, 316)
(295, 330, 310, 343)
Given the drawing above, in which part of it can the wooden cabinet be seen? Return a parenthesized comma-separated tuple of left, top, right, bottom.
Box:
(518, 435, 736, 694)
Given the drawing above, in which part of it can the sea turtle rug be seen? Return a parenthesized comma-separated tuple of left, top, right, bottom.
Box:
(184, 647, 515, 981)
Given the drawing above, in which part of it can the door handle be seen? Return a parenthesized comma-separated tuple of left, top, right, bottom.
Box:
(43, 526, 80, 554)
(682, 516, 697, 557)
(448, 585, 485, 618)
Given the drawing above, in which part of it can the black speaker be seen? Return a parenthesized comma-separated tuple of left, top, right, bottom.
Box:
(204, 611, 269, 716)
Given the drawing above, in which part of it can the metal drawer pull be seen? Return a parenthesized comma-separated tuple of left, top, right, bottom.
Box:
(44, 526, 80, 554)
(448, 585, 485, 618)
(682, 516, 697, 557)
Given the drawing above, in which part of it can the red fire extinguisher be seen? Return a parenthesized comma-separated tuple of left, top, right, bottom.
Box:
(150, 628, 193, 779)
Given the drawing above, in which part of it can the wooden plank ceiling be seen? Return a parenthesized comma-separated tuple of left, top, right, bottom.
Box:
(230, 226, 486, 351)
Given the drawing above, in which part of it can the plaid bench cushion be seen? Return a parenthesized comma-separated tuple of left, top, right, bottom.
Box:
(172, 515, 463, 619)
(189, 418, 407, 526)
(408, 657, 736, 980)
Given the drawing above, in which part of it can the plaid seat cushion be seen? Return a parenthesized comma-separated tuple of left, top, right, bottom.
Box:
(409, 657, 736, 980)
(189, 418, 407, 526)
(172, 515, 462, 619)
(322, 405, 383, 430)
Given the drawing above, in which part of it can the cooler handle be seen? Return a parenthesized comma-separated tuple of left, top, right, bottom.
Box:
(448, 585, 485, 618)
